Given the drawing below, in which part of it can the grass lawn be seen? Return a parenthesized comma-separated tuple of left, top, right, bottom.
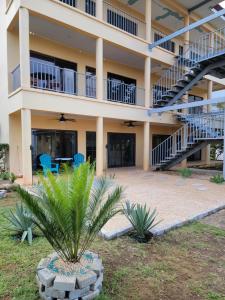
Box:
(1, 193, 225, 300)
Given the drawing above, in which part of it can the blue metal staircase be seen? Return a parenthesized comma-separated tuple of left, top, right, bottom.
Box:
(152, 112, 224, 170)
(153, 26, 225, 107)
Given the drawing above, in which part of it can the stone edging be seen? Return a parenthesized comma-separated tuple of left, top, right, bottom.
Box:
(100, 204, 225, 240)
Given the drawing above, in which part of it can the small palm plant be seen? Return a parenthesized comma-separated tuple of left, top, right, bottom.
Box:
(17, 162, 123, 263)
(3, 202, 35, 245)
(123, 201, 160, 242)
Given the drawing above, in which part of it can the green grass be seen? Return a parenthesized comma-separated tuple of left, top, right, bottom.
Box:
(1, 193, 225, 300)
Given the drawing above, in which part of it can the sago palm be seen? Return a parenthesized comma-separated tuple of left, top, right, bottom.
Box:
(17, 163, 123, 263)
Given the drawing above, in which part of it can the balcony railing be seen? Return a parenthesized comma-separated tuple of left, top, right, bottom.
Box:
(104, 79, 145, 106)
(103, 2, 146, 39)
(11, 61, 145, 106)
(59, 0, 96, 16)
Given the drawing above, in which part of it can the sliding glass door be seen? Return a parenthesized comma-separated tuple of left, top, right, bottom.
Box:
(32, 130, 77, 169)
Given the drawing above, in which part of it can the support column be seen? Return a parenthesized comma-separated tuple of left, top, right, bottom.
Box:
(21, 109, 32, 185)
(143, 122, 150, 171)
(96, 116, 104, 176)
(145, 56, 151, 108)
(19, 8, 30, 89)
(96, 0, 103, 20)
(145, 0, 152, 43)
(96, 37, 103, 101)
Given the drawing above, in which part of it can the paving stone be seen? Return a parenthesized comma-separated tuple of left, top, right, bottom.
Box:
(38, 268, 56, 287)
(69, 286, 90, 299)
(39, 291, 53, 300)
(77, 271, 97, 289)
(45, 286, 65, 299)
(82, 290, 100, 300)
(90, 273, 103, 291)
(53, 275, 76, 291)
(196, 186, 208, 191)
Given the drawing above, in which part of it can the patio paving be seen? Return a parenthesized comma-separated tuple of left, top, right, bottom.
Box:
(100, 168, 225, 239)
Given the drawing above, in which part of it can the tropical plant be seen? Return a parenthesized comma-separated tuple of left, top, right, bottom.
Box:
(210, 174, 225, 184)
(179, 168, 192, 178)
(17, 162, 123, 263)
(3, 202, 35, 245)
(0, 171, 10, 180)
(123, 201, 160, 242)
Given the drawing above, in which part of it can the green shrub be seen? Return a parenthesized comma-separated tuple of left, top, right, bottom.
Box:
(0, 172, 10, 180)
(179, 168, 192, 178)
(210, 174, 225, 184)
(17, 163, 123, 263)
(3, 202, 35, 245)
(123, 201, 161, 242)
(9, 172, 17, 183)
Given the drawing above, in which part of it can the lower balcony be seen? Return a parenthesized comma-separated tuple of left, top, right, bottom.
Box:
(11, 60, 145, 107)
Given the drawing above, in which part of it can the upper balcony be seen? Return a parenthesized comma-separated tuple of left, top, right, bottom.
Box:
(11, 58, 145, 107)
(59, 0, 146, 39)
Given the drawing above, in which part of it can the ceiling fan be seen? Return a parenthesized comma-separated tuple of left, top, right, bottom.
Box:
(122, 120, 142, 128)
(51, 113, 76, 123)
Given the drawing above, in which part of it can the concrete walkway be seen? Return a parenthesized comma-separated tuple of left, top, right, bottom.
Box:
(100, 168, 225, 239)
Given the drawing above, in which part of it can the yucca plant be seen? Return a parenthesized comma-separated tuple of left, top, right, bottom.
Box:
(3, 202, 35, 245)
(210, 174, 225, 184)
(123, 201, 160, 242)
(17, 162, 123, 263)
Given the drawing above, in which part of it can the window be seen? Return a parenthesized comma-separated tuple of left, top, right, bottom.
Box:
(30, 52, 77, 95)
(107, 73, 137, 104)
(179, 45, 184, 56)
(107, 10, 138, 36)
(86, 66, 96, 98)
(85, 0, 96, 16)
(154, 33, 175, 53)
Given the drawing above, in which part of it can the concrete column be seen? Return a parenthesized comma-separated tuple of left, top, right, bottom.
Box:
(21, 109, 32, 185)
(96, 116, 104, 176)
(96, 0, 103, 20)
(96, 37, 103, 101)
(145, 56, 151, 108)
(143, 122, 150, 171)
(182, 15, 190, 115)
(19, 8, 30, 89)
(145, 0, 152, 43)
(223, 109, 225, 180)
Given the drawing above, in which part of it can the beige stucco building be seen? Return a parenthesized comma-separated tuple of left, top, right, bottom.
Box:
(0, 0, 224, 184)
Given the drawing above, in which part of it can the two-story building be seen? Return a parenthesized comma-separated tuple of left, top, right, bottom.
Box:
(1, 0, 224, 184)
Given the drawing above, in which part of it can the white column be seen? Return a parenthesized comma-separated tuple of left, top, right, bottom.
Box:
(205, 80, 213, 164)
(145, 0, 152, 43)
(96, 116, 104, 176)
(19, 8, 30, 89)
(21, 109, 32, 185)
(96, 37, 103, 101)
(145, 56, 151, 108)
(96, 0, 103, 20)
(143, 122, 150, 171)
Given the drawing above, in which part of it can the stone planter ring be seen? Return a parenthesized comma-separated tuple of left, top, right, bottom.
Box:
(36, 251, 104, 300)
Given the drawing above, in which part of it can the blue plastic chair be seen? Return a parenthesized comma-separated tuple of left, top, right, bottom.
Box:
(73, 153, 85, 168)
(39, 154, 59, 176)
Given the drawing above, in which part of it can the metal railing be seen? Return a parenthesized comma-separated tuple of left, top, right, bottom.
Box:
(11, 65, 21, 91)
(153, 26, 225, 106)
(103, 1, 146, 39)
(152, 111, 224, 167)
(104, 79, 145, 106)
(30, 60, 97, 97)
(152, 28, 177, 54)
(59, 0, 96, 16)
